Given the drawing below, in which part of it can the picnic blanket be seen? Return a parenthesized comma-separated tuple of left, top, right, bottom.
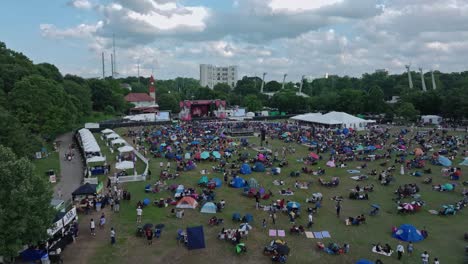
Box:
(372, 247, 394, 256)
(269, 229, 286, 237)
(305, 231, 314, 238)
(347, 170, 361, 174)
(305, 231, 331, 239)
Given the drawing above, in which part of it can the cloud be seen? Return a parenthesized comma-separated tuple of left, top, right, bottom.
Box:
(40, 21, 103, 39)
(68, 0, 92, 9)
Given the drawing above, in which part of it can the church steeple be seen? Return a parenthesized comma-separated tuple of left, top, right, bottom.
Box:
(149, 75, 156, 103)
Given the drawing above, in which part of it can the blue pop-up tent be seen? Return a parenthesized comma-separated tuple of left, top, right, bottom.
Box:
(240, 163, 252, 175)
(438, 156, 452, 166)
(253, 162, 266, 172)
(392, 224, 424, 242)
(231, 177, 246, 188)
(212, 178, 222, 187)
(187, 226, 206, 250)
(200, 202, 217, 213)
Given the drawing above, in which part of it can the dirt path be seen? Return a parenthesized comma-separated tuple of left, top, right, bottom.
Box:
(54, 132, 84, 200)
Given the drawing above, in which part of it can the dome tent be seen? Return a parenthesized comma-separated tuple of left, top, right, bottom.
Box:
(240, 163, 252, 175)
(253, 162, 265, 172)
(200, 202, 217, 213)
(392, 224, 424, 242)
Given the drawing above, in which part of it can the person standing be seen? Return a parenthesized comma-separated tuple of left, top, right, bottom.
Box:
(433, 257, 439, 264)
(110, 227, 116, 245)
(99, 213, 106, 229)
(262, 218, 267, 229)
(336, 201, 341, 217)
(407, 242, 414, 255)
(397, 243, 405, 260)
(90, 219, 96, 236)
(146, 228, 153, 245)
(307, 213, 313, 228)
(137, 206, 143, 223)
(421, 251, 429, 264)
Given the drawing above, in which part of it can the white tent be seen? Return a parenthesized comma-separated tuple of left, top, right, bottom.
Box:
(78, 128, 101, 153)
(421, 115, 442, 125)
(246, 112, 255, 117)
(106, 133, 120, 140)
(101, 128, 114, 134)
(115, 161, 134, 170)
(118, 145, 134, 153)
(111, 138, 126, 146)
(86, 156, 106, 163)
(290, 112, 375, 131)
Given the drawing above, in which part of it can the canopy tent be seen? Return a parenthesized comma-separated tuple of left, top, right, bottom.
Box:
(78, 128, 101, 153)
(101, 128, 114, 134)
(118, 145, 134, 153)
(290, 111, 375, 131)
(240, 164, 252, 175)
(86, 156, 106, 163)
(105, 133, 120, 140)
(111, 138, 126, 146)
(392, 224, 425, 242)
(115, 161, 134, 170)
(72, 183, 97, 196)
(176, 196, 198, 209)
(186, 226, 206, 250)
(200, 202, 217, 213)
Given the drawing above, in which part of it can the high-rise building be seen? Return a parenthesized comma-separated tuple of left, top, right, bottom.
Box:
(200, 64, 238, 89)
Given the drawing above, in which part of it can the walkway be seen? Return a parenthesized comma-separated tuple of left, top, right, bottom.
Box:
(54, 132, 84, 201)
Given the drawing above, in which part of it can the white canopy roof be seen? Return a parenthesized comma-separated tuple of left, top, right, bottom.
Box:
(118, 145, 134, 153)
(78, 128, 101, 153)
(111, 138, 126, 145)
(115, 161, 134, 170)
(101, 128, 114, 134)
(106, 133, 120, 139)
(290, 112, 375, 130)
(86, 156, 106, 163)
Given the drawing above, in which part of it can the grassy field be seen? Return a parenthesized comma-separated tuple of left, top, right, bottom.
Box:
(89, 131, 467, 264)
(33, 146, 60, 182)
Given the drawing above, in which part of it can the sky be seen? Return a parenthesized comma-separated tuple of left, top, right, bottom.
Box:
(1, 0, 468, 81)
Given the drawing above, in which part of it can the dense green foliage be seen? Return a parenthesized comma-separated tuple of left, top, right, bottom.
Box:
(120, 71, 468, 122)
(0, 145, 54, 259)
(0, 41, 127, 157)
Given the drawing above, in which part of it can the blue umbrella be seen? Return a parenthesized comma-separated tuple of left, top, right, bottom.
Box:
(212, 151, 221, 159)
(287, 201, 301, 209)
(356, 259, 374, 264)
(201, 151, 210, 160)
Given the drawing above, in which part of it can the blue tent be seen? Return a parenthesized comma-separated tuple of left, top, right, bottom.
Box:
(240, 163, 252, 175)
(342, 128, 350, 135)
(165, 152, 175, 159)
(231, 177, 246, 188)
(366, 146, 376, 151)
(232, 212, 241, 221)
(460, 158, 468, 166)
(21, 248, 46, 261)
(253, 162, 265, 172)
(438, 156, 452, 166)
(392, 224, 424, 242)
(212, 178, 222, 187)
(356, 260, 374, 264)
(186, 226, 206, 250)
(200, 202, 217, 213)
(243, 213, 253, 223)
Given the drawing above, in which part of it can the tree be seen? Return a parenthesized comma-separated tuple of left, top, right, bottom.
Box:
(158, 93, 180, 113)
(0, 108, 41, 157)
(396, 102, 419, 122)
(0, 145, 54, 259)
(35, 63, 63, 82)
(244, 94, 263, 112)
(366, 85, 385, 113)
(264, 81, 282, 92)
(63, 80, 92, 118)
(213, 83, 231, 94)
(8, 75, 78, 139)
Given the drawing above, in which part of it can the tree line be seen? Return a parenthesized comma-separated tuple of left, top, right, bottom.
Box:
(121, 70, 468, 123)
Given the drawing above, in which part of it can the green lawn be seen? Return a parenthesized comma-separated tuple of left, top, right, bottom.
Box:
(33, 146, 60, 182)
(84, 112, 116, 123)
(90, 130, 467, 264)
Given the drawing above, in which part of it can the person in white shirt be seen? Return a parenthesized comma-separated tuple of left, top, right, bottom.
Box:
(433, 257, 439, 264)
(90, 219, 96, 236)
(110, 227, 116, 245)
(136, 206, 143, 223)
(421, 251, 429, 264)
(307, 213, 313, 228)
(396, 244, 405, 260)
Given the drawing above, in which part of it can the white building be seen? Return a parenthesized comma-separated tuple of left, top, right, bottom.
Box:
(200, 64, 238, 89)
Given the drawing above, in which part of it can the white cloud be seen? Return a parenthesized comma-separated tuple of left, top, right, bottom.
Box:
(269, 0, 343, 13)
(40, 21, 103, 39)
(68, 0, 92, 9)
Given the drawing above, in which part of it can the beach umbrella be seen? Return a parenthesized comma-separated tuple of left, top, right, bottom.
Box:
(309, 152, 319, 160)
(212, 151, 221, 159)
(287, 201, 301, 209)
(403, 203, 414, 211)
(201, 151, 210, 160)
(239, 223, 252, 231)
